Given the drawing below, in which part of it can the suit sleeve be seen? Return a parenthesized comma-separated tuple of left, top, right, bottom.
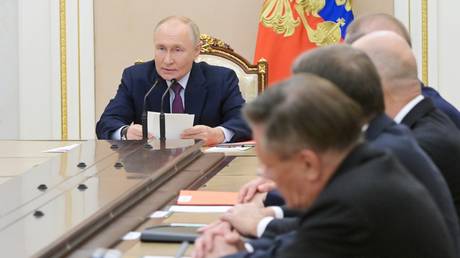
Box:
(219, 70, 252, 142)
(264, 190, 286, 206)
(96, 68, 137, 139)
(262, 217, 300, 239)
(224, 201, 371, 258)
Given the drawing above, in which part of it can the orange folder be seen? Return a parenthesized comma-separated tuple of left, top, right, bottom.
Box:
(177, 190, 238, 206)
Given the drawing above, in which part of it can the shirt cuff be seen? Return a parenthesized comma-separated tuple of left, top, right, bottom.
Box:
(217, 126, 235, 143)
(244, 243, 255, 253)
(256, 216, 274, 238)
(111, 126, 125, 140)
(270, 206, 284, 219)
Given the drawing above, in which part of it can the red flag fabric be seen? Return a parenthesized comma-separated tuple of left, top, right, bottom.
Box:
(254, 0, 354, 85)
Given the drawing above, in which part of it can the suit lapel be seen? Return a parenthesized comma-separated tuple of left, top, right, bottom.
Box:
(401, 98, 435, 128)
(185, 63, 207, 123)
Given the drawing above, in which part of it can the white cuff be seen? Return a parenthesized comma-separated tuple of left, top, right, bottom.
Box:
(270, 206, 284, 219)
(217, 126, 235, 143)
(256, 216, 274, 238)
(244, 242, 255, 253)
(111, 126, 125, 140)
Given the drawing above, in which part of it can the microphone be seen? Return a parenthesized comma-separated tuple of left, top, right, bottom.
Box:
(142, 78, 161, 140)
(160, 79, 177, 141)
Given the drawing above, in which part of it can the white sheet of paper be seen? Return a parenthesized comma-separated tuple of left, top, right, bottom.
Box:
(168, 205, 232, 213)
(205, 146, 252, 153)
(148, 112, 195, 139)
(122, 231, 141, 240)
(43, 143, 80, 153)
(143, 256, 190, 258)
(150, 210, 172, 218)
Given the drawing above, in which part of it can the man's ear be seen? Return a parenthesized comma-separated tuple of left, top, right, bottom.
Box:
(299, 149, 321, 181)
(194, 42, 202, 58)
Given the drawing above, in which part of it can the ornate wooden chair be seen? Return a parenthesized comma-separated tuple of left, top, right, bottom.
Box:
(196, 34, 268, 102)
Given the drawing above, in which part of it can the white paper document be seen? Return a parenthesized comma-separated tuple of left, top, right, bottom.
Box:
(43, 143, 80, 153)
(148, 112, 195, 139)
(122, 231, 141, 240)
(150, 210, 172, 218)
(205, 146, 252, 153)
(168, 205, 232, 213)
(143, 256, 190, 258)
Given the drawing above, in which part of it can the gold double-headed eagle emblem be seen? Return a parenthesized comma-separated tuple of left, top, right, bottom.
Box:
(260, 0, 351, 46)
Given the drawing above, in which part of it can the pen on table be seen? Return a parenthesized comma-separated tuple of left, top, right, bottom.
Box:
(215, 144, 253, 148)
(175, 241, 189, 258)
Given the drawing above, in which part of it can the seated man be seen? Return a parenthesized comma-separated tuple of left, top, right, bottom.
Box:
(345, 13, 460, 129)
(230, 45, 459, 254)
(96, 16, 251, 145)
(193, 74, 455, 258)
(353, 31, 460, 220)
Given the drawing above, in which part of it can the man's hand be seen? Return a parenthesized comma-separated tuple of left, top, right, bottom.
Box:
(181, 125, 225, 146)
(238, 176, 276, 203)
(126, 124, 154, 140)
(221, 203, 275, 237)
(193, 221, 232, 258)
(202, 232, 244, 258)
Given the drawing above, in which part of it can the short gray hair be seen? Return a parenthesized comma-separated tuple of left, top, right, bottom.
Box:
(154, 16, 201, 45)
(292, 45, 384, 120)
(345, 13, 412, 46)
(244, 74, 363, 157)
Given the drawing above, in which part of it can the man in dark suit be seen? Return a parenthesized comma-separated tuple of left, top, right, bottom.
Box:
(354, 31, 460, 219)
(231, 45, 459, 253)
(345, 13, 460, 129)
(96, 16, 250, 145)
(192, 74, 455, 258)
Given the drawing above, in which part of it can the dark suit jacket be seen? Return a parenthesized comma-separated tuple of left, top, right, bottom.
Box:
(96, 60, 251, 142)
(225, 144, 455, 258)
(264, 114, 460, 252)
(422, 84, 460, 129)
(401, 98, 460, 220)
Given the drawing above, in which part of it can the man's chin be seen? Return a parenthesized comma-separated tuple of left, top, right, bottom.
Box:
(159, 75, 175, 81)
(157, 70, 177, 81)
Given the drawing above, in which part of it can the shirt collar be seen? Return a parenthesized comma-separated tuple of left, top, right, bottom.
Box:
(393, 95, 424, 123)
(166, 71, 190, 90)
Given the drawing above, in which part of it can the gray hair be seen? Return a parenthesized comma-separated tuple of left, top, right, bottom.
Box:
(345, 13, 412, 46)
(292, 45, 384, 120)
(244, 74, 363, 157)
(154, 16, 201, 45)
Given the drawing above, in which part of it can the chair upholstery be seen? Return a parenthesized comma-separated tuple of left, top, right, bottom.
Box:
(196, 34, 268, 102)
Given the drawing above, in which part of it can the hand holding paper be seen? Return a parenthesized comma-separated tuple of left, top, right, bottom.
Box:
(181, 126, 225, 146)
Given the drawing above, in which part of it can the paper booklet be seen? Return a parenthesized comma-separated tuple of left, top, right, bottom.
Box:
(176, 190, 238, 206)
(148, 112, 195, 139)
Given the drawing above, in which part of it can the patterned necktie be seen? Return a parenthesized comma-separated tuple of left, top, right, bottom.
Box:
(171, 82, 184, 113)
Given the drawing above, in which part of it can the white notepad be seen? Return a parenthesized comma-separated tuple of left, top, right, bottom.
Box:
(148, 112, 195, 139)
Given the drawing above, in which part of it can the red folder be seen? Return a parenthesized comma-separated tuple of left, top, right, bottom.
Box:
(177, 190, 238, 206)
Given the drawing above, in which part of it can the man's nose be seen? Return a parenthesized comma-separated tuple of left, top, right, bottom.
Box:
(164, 51, 174, 64)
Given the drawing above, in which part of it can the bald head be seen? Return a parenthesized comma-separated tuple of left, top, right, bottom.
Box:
(345, 13, 411, 46)
(353, 31, 420, 117)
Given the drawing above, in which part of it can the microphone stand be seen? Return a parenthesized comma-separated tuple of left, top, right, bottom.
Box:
(160, 79, 177, 148)
(142, 79, 160, 140)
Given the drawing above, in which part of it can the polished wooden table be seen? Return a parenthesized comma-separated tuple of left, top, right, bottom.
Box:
(116, 155, 259, 258)
(0, 140, 258, 258)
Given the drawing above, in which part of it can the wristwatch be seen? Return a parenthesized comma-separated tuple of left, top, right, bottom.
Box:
(120, 126, 129, 140)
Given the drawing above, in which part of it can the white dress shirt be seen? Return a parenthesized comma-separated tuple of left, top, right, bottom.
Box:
(393, 95, 424, 124)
